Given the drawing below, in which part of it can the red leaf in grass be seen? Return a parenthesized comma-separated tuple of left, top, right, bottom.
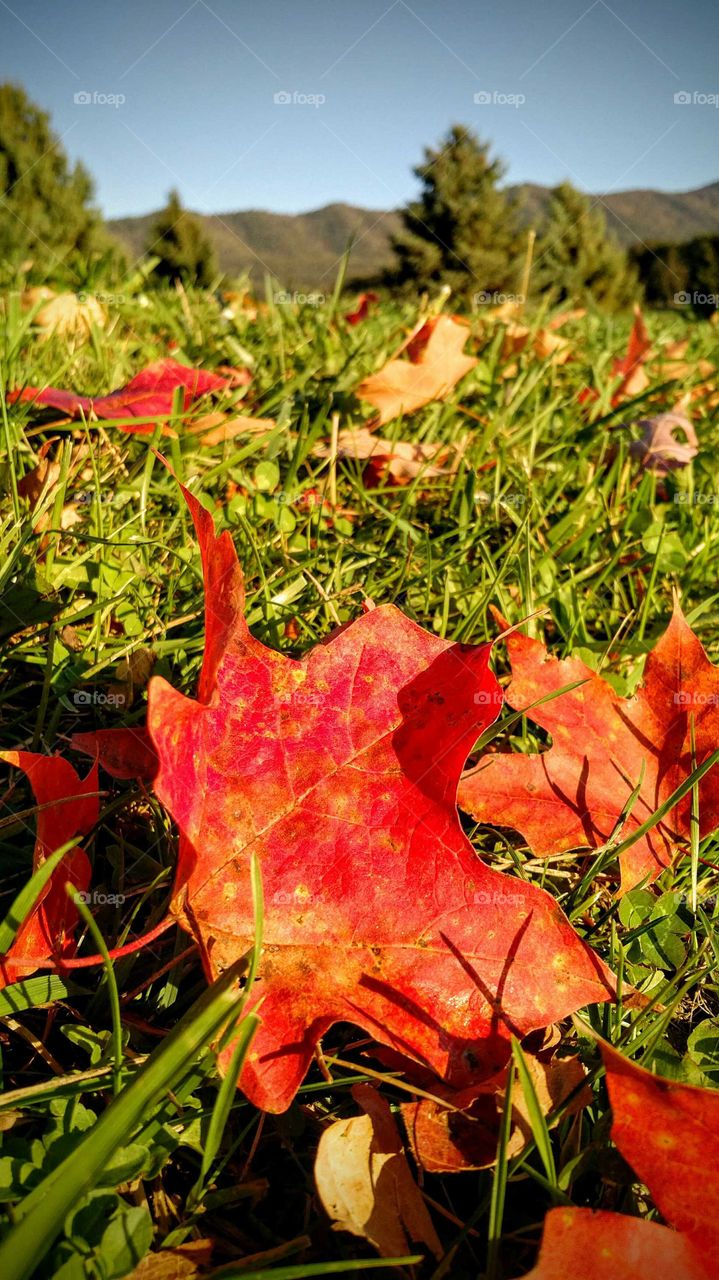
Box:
(579, 305, 652, 408)
(71, 727, 158, 783)
(515, 1042, 719, 1279)
(10, 358, 232, 436)
(458, 606, 719, 893)
(75, 477, 615, 1112)
(0, 752, 96, 985)
(345, 292, 379, 325)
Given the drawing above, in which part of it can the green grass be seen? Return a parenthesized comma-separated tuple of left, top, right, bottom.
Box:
(1, 282, 719, 1278)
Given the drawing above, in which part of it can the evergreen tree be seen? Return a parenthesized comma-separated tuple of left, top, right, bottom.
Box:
(387, 125, 520, 304)
(0, 83, 106, 278)
(148, 190, 218, 287)
(534, 181, 638, 310)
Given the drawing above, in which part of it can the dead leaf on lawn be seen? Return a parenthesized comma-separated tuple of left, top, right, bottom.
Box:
(315, 1083, 442, 1260)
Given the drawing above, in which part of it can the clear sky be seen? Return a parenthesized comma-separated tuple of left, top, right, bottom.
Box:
(1, 0, 717, 218)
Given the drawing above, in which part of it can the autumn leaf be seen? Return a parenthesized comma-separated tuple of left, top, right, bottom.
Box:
(313, 426, 448, 485)
(580, 305, 652, 408)
(514, 1041, 718, 1280)
(10, 358, 233, 436)
(357, 315, 477, 426)
(21, 287, 106, 337)
(0, 752, 97, 986)
(315, 1082, 441, 1260)
(629, 411, 698, 472)
(400, 1047, 589, 1174)
(73, 477, 615, 1113)
(345, 292, 379, 325)
(458, 606, 719, 893)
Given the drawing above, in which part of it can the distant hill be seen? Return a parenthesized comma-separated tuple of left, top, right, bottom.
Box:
(111, 203, 402, 291)
(110, 181, 719, 288)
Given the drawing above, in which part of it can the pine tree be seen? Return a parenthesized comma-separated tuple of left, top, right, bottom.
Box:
(148, 190, 218, 287)
(387, 125, 520, 305)
(534, 182, 639, 310)
(0, 83, 106, 279)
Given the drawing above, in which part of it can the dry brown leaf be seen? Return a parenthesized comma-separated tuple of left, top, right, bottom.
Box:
(629, 411, 698, 472)
(22, 288, 106, 337)
(357, 315, 477, 426)
(128, 1239, 213, 1279)
(107, 647, 157, 710)
(314, 426, 447, 484)
(401, 1054, 590, 1174)
(187, 412, 275, 446)
(315, 1083, 442, 1260)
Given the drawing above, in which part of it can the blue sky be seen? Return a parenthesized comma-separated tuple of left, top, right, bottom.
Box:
(1, 0, 717, 218)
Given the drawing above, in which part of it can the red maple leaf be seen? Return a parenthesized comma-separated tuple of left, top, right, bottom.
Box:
(9, 358, 232, 436)
(0, 753, 97, 985)
(518, 1041, 718, 1280)
(74, 481, 615, 1112)
(345, 292, 379, 325)
(458, 607, 719, 893)
(579, 305, 652, 408)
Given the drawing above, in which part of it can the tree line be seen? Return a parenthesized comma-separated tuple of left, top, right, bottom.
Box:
(0, 84, 713, 314)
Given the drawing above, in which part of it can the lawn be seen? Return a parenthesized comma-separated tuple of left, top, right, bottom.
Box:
(0, 283, 718, 1279)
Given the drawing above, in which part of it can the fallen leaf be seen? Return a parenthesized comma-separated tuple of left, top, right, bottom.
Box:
(458, 605, 719, 893)
(313, 426, 447, 484)
(357, 315, 477, 426)
(186, 411, 275, 446)
(315, 1082, 441, 1259)
(514, 1041, 719, 1280)
(73, 477, 616, 1112)
(628, 411, 698, 472)
(107, 647, 157, 711)
(516, 1207, 705, 1280)
(10, 358, 232, 437)
(401, 1051, 589, 1174)
(345, 292, 379, 326)
(128, 1240, 213, 1279)
(22, 288, 106, 337)
(0, 753, 97, 985)
(580, 306, 651, 408)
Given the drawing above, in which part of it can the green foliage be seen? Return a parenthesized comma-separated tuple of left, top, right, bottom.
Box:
(633, 233, 719, 316)
(533, 181, 639, 310)
(0, 83, 110, 285)
(386, 125, 521, 304)
(148, 189, 219, 287)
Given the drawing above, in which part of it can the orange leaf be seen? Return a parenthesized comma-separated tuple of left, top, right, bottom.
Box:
(357, 316, 477, 426)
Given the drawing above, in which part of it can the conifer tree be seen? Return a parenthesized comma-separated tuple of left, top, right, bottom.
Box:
(387, 125, 520, 304)
(148, 190, 218, 287)
(534, 181, 638, 310)
(0, 83, 106, 278)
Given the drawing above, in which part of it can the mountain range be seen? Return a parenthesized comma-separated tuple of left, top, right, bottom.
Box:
(109, 180, 719, 289)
